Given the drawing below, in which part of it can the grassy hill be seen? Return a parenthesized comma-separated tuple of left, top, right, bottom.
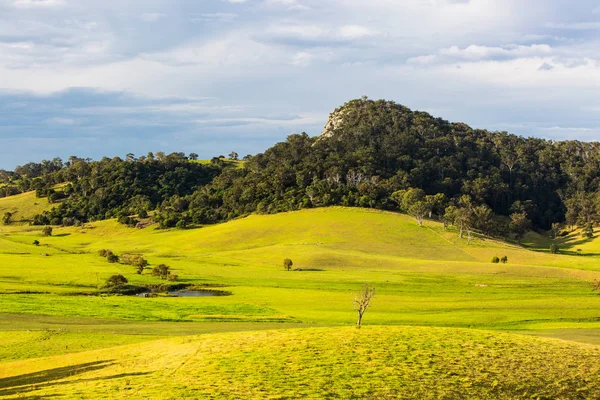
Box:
(0, 207, 598, 331)
(0, 190, 54, 224)
(1, 205, 600, 397)
(1, 326, 599, 399)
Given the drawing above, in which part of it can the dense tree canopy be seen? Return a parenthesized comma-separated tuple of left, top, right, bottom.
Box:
(3, 98, 600, 237)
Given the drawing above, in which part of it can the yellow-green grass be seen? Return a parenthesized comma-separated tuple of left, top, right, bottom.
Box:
(2, 206, 600, 397)
(0, 208, 599, 338)
(1, 326, 599, 399)
(0, 191, 53, 224)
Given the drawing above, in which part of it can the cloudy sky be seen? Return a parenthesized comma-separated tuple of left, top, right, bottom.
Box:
(0, 0, 599, 168)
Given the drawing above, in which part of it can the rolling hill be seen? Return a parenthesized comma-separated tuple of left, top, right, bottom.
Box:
(1, 326, 599, 399)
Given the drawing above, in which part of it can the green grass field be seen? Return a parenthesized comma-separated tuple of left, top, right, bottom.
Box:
(1, 198, 600, 398)
(0, 190, 54, 224)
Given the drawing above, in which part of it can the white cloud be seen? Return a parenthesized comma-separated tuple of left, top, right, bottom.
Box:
(546, 21, 600, 30)
(11, 0, 65, 8)
(45, 117, 79, 125)
(337, 25, 373, 39)
(264, 0, 310, 11)
(141, 13, 167, 22)
(192, 13, 238, 23)
(408, 44, 553, 64)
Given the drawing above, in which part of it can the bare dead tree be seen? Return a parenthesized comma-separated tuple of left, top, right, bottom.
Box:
(353, 284, 375, 329)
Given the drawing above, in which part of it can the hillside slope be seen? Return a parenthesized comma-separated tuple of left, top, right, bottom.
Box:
(0, 191, 54, 224)
(1, 326, 599, 399)
(1, 207, 598, 334)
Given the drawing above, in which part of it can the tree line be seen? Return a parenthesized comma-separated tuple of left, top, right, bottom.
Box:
(3, 98, 600, 240)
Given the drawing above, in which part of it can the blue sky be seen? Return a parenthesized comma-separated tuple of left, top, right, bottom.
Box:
(0, 0, 600, 168)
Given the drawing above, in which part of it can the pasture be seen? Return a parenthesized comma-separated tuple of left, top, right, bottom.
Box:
(1, 198, 600, 398)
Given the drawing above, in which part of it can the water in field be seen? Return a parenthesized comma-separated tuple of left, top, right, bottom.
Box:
(168, 290, 219, 297)
(137, 289, 230, 297)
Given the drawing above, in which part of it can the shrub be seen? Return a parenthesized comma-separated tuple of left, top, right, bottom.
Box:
(491, 256, 500, 264)
(33, 240, 40, 246)
(137, 265, 145, 275)
(42, 226, 53, 237)
(2, 212, 12, 225)
(550, 244, 560, 254)
(167, 273, 178, 281)
(152, 264, 170, 279)
(500, 256, 508, 264)
(283, 258, 294, 271)
(98, 249, 113, 257)
(105, 274, 128, 288)
(121, 254, 148, 268)
(107, 254, 120, 263)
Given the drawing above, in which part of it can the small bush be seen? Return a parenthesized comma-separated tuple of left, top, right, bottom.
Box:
(98, 249, 113, 257)
(121, 254, 148, 268)
(550, 244, 560, 254)
(500, 256, 508, 264)
(32, 240, 40, 246)
(104, 274, 128, 288)
(491, 256, 500, 264)
(107, 254, 120, 263)
(167, 273, 178, 281)
(152, 264, 170, 279)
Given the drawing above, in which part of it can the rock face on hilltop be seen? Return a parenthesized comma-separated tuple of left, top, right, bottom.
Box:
(319, 97, 422, 140)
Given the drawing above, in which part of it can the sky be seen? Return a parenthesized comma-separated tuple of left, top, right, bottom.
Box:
(0, 0, 600, 168)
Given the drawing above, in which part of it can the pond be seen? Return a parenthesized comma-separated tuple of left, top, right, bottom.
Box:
(136, 289, 231, 298)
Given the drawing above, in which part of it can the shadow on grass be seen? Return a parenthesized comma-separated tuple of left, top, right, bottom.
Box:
(0, 360, 148, 396)
(296, 268, 325, 272)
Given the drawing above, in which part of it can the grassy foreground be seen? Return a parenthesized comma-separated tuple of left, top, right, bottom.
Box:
(1, 199, 600, 398)
(1, 326, 599, 399)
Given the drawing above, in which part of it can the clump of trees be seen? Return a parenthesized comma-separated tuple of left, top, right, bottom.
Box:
(152, 264, 177, 280)
(27, 153, 220, 227)
(99, 249, 120, 263)
(104, 274, 128, 289)
(98, 249, 113, 257)
(283, 258, 294, 271)
(121, 254, 149, 270)
(353, 284, 375, 329)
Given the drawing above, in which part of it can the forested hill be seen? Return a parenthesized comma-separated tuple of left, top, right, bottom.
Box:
(2, 98, 600, 236)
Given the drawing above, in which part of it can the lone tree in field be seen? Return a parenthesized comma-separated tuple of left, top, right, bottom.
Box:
(353, 284, 375, 329)
(2, 212, 12, 225)
(152, 264, 171, 279)
(42, 226, 53, 237)
(105, 274, 128, 288)
(283, 258, 294, 271)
